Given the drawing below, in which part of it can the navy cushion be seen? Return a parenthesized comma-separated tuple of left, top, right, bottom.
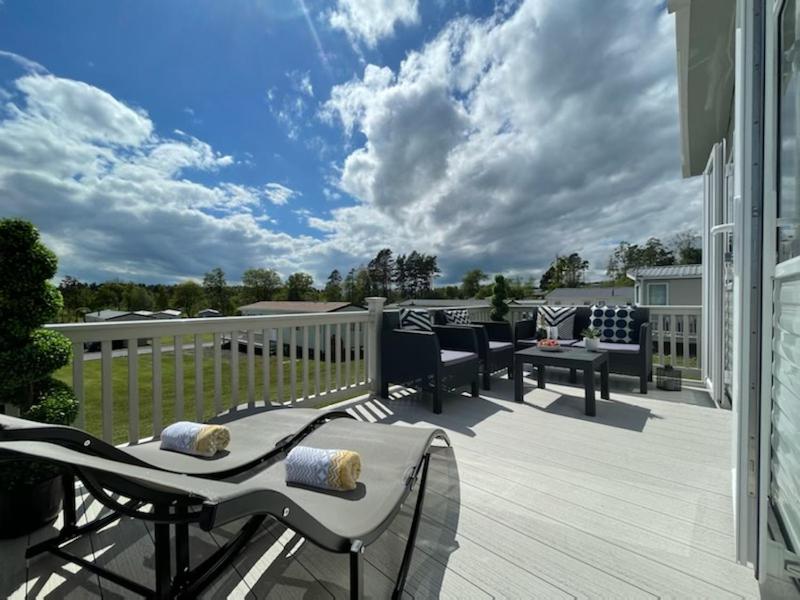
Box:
(589, 305, 635, 343)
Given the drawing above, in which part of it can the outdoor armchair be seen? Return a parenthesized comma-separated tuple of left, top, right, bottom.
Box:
(380, 311, 480, 413)
(434, 311, 514, 390)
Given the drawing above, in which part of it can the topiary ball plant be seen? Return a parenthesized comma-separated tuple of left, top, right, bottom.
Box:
(0, 219, 78, 492)
(490, 274, 509, 322)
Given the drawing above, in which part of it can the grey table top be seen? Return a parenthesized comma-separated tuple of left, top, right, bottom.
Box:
(514, 345, 608, 366)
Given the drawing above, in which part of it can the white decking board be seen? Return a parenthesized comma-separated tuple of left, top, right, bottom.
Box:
(0, 371, 760, 599)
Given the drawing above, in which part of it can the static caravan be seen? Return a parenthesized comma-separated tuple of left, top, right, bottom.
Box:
(669, 0, 800, 594)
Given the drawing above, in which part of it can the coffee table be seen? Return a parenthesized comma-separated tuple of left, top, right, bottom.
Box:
(514, 346, 609, 416)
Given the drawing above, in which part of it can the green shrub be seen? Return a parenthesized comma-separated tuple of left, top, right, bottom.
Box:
(490, 274, 509, 321)
(0, 218, 78, 489)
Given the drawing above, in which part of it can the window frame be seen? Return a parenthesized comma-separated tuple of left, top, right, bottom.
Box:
(646, 282, 669, 305)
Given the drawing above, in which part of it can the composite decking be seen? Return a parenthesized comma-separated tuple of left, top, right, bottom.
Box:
(0, 369, 760, 599)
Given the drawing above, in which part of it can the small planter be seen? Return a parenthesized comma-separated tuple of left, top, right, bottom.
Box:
(657, 365, 682, 391)
(0, 474, 63, 539)
(584, 337, 600, 352)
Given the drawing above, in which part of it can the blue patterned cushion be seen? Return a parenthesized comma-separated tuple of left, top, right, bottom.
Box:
(399, 308, 433, 331)
(589, 305, 634, 343)
(444, 308, 471, 325)
(537, 306, 576, 339)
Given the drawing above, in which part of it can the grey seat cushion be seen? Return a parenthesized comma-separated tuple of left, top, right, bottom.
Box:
(557, 339, 579, 347)
(517, 337, 538, 345)
(440, 349, 477, 365)
(488, 341, 513, 351)
(573, 340, 640, 353)
(124, 407, 329, 475)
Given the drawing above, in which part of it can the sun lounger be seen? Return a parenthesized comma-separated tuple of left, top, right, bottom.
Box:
(0, 410, 449, 599)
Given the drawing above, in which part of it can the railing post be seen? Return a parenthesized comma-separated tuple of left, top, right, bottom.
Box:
(365, 297, 385, 396)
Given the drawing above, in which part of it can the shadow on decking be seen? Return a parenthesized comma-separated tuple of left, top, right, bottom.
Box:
(368, 388, 513, 437)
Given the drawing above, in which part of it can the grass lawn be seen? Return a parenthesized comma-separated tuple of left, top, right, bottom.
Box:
(55, 348, 366, 444)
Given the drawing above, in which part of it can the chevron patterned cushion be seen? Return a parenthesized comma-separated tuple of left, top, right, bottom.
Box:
(444, 308, 471, 325)
(590, 305, 635, 343)
(399, 308, 433, 331)
(537, 306, 577, 340)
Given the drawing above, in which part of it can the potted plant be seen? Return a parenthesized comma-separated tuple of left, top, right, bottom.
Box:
(581, 326, 601, 352)
(490, 274, 509, 321)
(0, 219, 78, 539)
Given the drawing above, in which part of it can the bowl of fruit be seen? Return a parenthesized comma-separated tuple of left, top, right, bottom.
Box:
(537, 338, 562, 352)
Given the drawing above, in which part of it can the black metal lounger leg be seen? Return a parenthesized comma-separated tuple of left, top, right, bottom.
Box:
(62, 473, 77, 531)
(178, 515, 266, 598)
(392, 453, 431, 600)
(471, 377, 479, 397)
(153, 509, 172, 600)
(175, 505, 190, 581)
(350, 540, 364, 600)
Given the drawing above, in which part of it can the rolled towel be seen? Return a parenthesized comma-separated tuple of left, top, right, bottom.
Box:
(160, 421, 231, 457)
(285, 446, 362, 492)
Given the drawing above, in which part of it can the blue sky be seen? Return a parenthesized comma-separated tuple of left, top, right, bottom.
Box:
(0, 0, 700, 285)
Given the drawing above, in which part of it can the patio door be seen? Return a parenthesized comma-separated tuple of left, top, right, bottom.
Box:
(759, 0, 800, 591)
(703, 142, 726, 406)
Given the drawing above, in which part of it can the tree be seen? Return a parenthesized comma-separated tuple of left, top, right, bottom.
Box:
(172, 280, 205, 316)
(490, 274, 509, 321)
(241, 268, 281, 303)
(0, 219, 78, 495)
(93, 280, 126, 310)
(606, 237, 675, 283)
(324, 269, 343, 301)
(59, 276, 93, 319)
(203, 267, 231, 313)
(123, 284, 154, 311)
(540, 253, 589, 289)
(461, 269, 487, 298)
(343, 268, 358, 303)
(558, 253, 589, 287)
(286, 272, 314, 301)
(671, 230, 702, 264)
(367, 248, 394, 297)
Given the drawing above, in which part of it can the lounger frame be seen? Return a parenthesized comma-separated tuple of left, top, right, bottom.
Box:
(1, 415, 445, 600)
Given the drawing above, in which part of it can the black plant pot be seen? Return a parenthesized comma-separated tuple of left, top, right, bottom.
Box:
(0, 475, 63, 539)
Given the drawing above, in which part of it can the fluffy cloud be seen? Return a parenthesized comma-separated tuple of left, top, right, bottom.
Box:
(0, 73, 322, 282)
(319, 0, 701, 280)
(1, 1, 701, 287)
(328, 0, 419, 48)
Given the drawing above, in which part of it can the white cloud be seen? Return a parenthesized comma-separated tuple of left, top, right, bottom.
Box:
(1, 3, 702, 287)
(0, 50, 48, 74)
(328, 0, 419, 48)
(319, 0, 701, 281)
(287, 70, 314, 97)
(263, 182, 299, 205)
(0, 71, 322, 282)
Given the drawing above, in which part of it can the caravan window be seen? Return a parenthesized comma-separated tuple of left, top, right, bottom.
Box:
(646, 283, 668, 305)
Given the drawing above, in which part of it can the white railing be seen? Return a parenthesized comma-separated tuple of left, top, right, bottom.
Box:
(645, 305, 702, 379)
(46, 299, 384, 445)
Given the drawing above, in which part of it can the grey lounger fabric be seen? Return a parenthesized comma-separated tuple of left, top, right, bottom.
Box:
(0, 408, 347, 477)
(0, 418, 447, 546)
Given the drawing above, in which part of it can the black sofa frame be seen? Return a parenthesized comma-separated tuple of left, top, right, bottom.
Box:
(514, 306, 653, 393)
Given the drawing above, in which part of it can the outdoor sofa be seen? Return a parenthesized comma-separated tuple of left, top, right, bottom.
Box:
(514, 306, 653, 393)
(0, 408, 449, 600)
(432, 309, 514, 390)
(380, 311, 480, 413)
